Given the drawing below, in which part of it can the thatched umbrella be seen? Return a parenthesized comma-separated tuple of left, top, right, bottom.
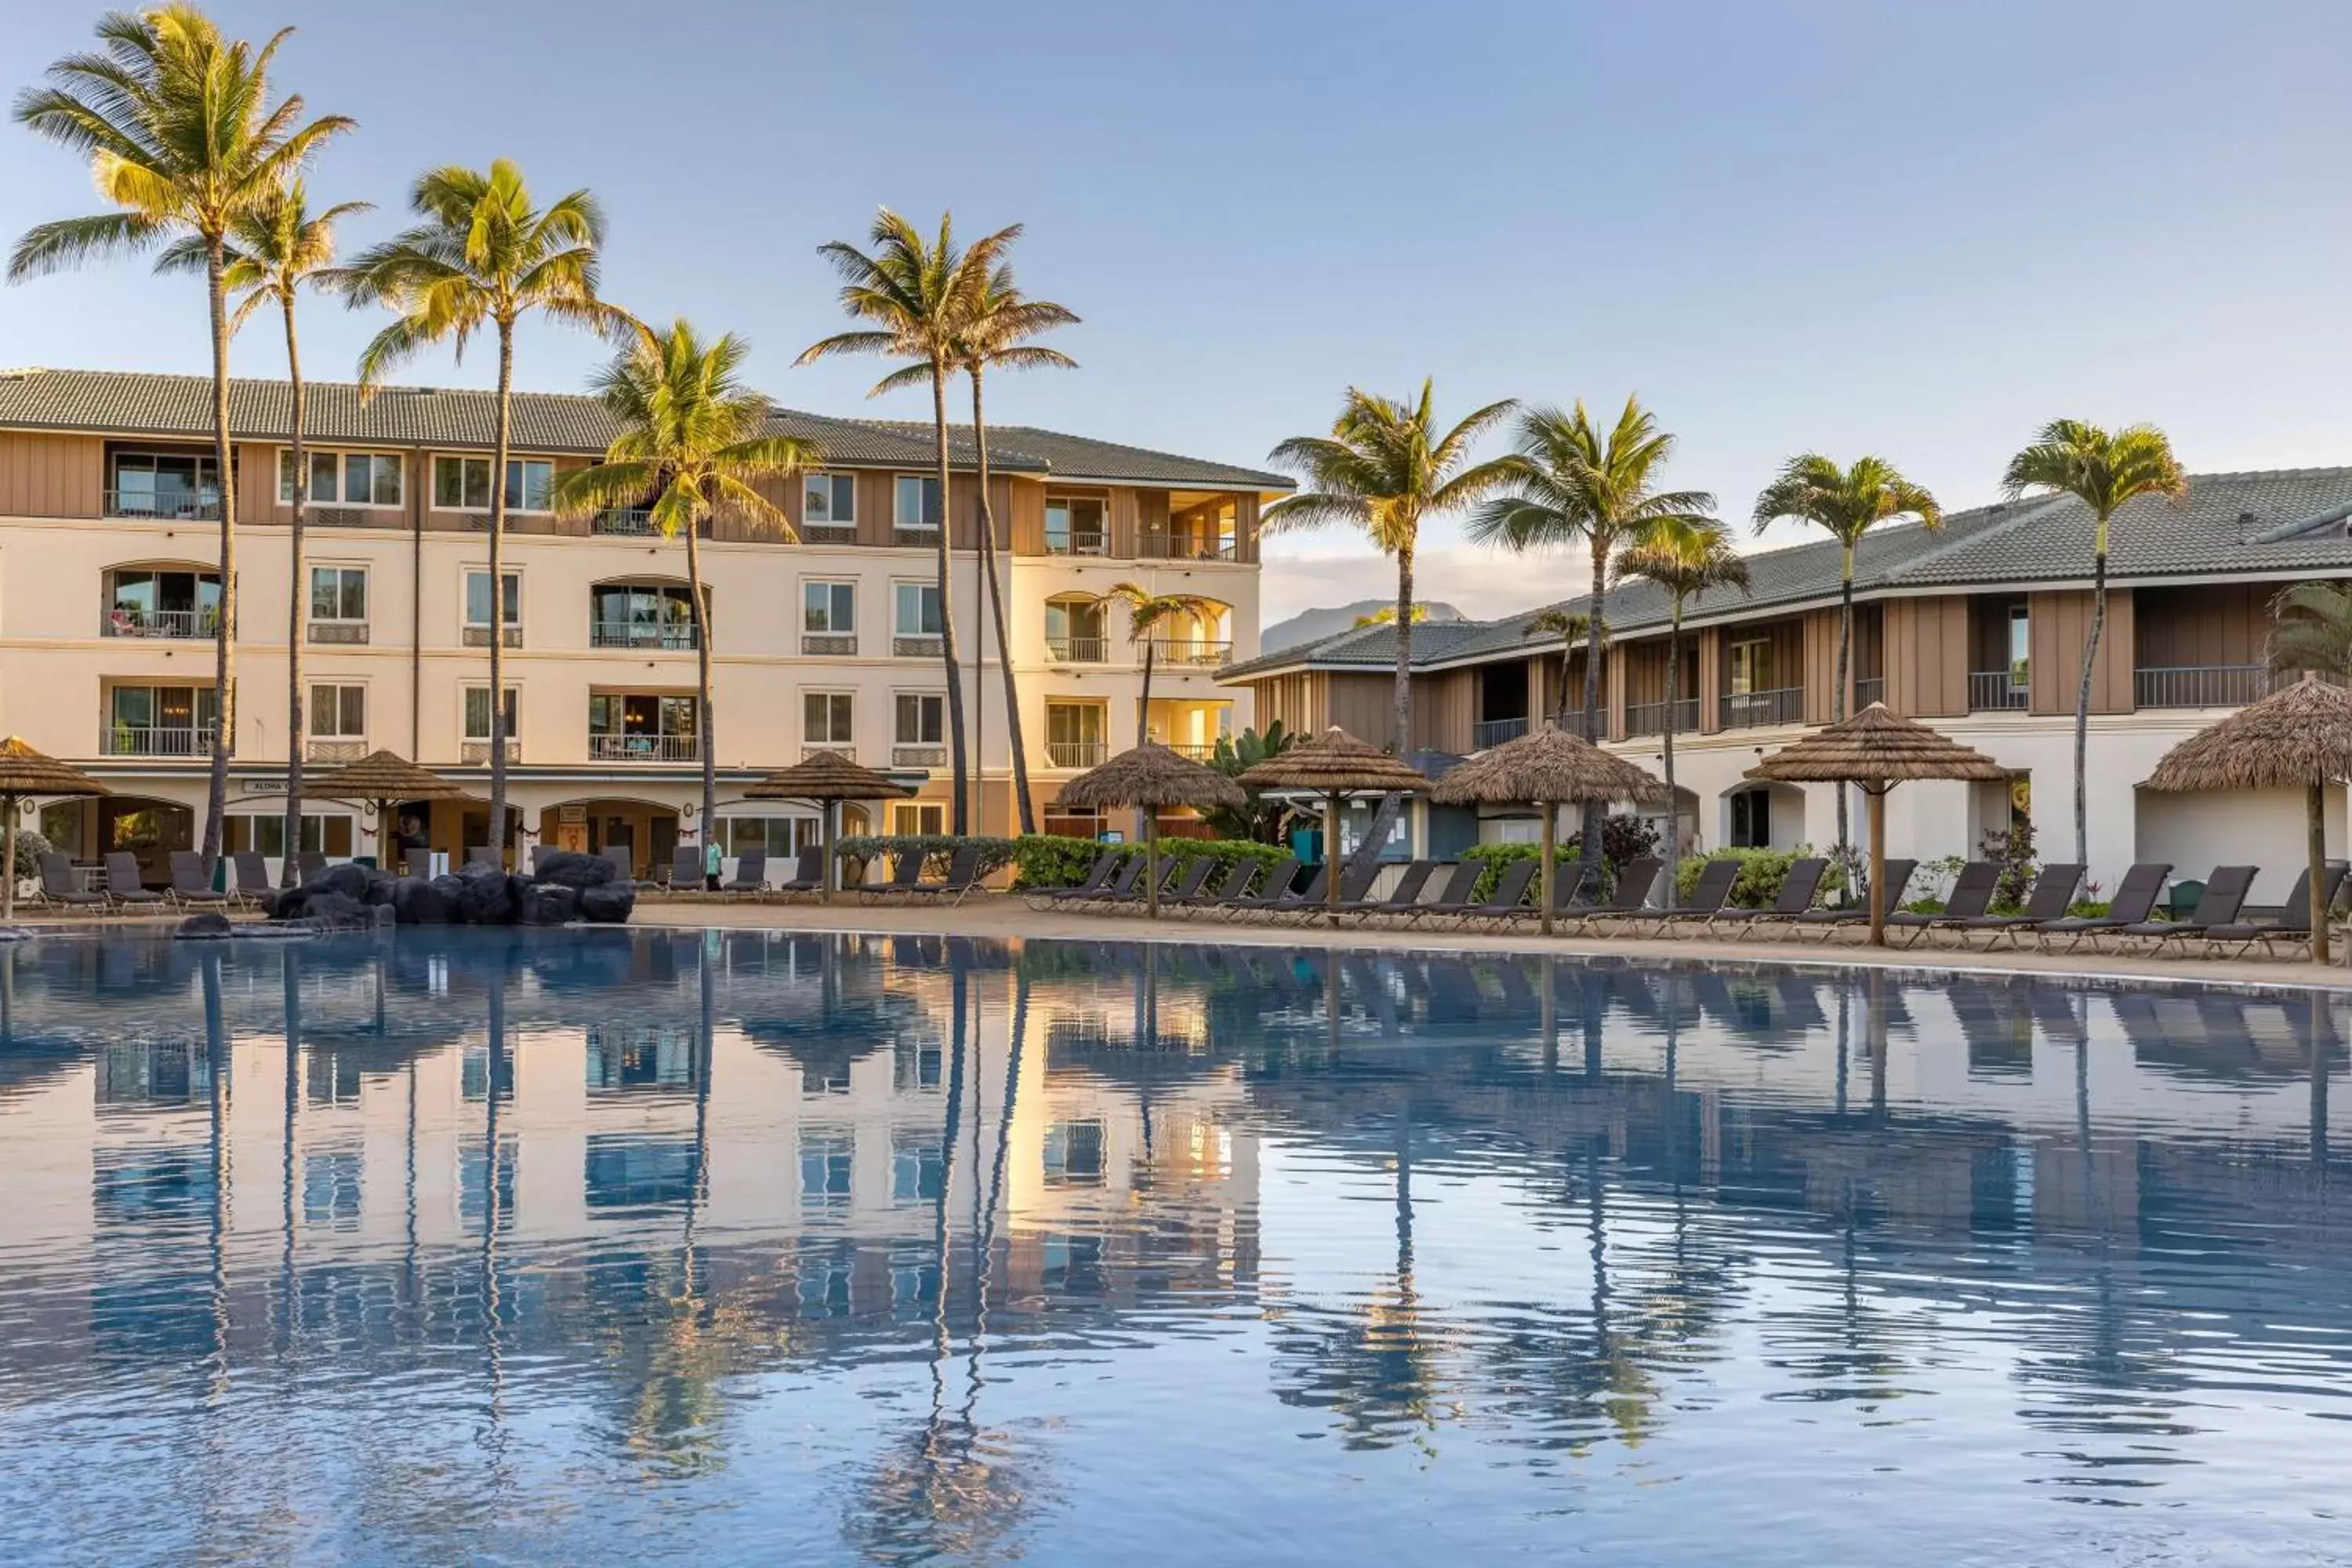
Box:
(1747, 703, 2008, 946)
(744, 752, 911, 902)
(2147, 673, 2352, 964)
(1432, 724, 1667, 935)
(0, 738, 107, 923)
(307, 750, 477, 869)
(1239, 725, 1430, 917)
(1058, 742, 1246, 917)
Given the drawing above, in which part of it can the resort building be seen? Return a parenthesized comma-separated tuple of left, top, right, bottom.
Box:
(0, 368, 1286, 880)
(1223, 467, 2352, 898)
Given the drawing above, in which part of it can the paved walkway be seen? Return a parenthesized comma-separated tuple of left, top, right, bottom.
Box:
(631, 895, 2352, 993)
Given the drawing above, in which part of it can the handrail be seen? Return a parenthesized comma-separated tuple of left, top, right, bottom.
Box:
(1718, 685, 1804, 728)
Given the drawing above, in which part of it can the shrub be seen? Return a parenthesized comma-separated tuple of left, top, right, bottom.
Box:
(836, 834, 1016, 881)
(1006, 833, 1290, 889)
(9, 828, 51, 880)
(1564, 813, 1661, 869)
(1674, 846, 1846, 909)
(1459, 814, 1661, 901)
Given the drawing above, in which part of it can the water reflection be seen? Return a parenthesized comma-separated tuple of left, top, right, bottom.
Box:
(0, 931, 2345, 1563)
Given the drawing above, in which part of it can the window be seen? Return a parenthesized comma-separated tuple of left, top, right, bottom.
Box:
(310, 566, 366, 622)
(107, 684, 217, 754)
(106, 568, 220, 637)
(1045, 596, 1105, 660)
(1730, 787, 1772, 848)
(799, 1131, 854, 1207)
(726, 816, 818, 857)
(891, 1133, 945, 1205)
(311, 684, 365, 739)
(226, 813, 353, 858)
(108, 450, 222, 517)
(463, 686, 518, 741)
(1729, 637, 1772, 695)
(804, 472, 858, 527)
(434, 456, 554, 513)
(590, 583, 697, 648)
(1043, 1120, 1106, 1186)
(281, 450, 401, 506)
(1045, 496, 1106, 554)
(804, 691, 855, 746)
(893, 474, 941, 530)
(891, 801, 946, 836)
(2006, 602, 2030, 685)
(894, 583, 941, 636)
(464, 571, 521, 631)
(894, 693, 945, 747)
(590, 694, 698, 740)
(802, 581, 856, 633)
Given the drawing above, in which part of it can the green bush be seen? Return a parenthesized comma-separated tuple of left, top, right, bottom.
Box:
(1674, 846, 1847, 909)
(836, 834, 1016, 882)
(1462, 841, 1593, 902)
(1006, 833, 1290, 889)
(9, 828, 51, 880)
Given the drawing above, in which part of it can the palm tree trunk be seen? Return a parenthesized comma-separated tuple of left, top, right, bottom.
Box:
(686, 513, 717, 865)
(2073, 542, 2105, 868)
(1663, 605, 1682, 897)
(931, 365, 968, 835)
(968, 371, 1033, 835)
(1556, 641, 1572, 727)
(1392, 539, 1414, 753)
(281, 299, 307, 887)
(1137, 642, 1155, 747)
(488, 324, 514, 862)
(2308, 779, 2331, 965)
(201, 238, 238, 864)
(1581, 540, 1607, 858)
(1835, 552, 1853, 886)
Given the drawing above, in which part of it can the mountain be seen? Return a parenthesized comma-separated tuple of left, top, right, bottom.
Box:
(1258, 599, 1466, 654)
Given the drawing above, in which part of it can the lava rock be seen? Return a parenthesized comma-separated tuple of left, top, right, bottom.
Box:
(303, 890, 369, 928)
(388, 876, 449, 926)
(429, 874, 472, 924)
(359, 869, 401, 907)
(174, 911, 234, 938)
(532, 850, 615, 891)
(576, 881, 637, 924)
(318, 862, 373, 901)
(520, 881, 579, 926)
(452, 862, 517, 925)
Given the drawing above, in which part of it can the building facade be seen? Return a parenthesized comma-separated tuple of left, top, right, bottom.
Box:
(0, 368, 1287, 881)
(1224, 467, 2352, 901)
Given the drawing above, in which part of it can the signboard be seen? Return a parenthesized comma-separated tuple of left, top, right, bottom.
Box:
(559, 804, 586, 824)
(241, 778, 288, 794)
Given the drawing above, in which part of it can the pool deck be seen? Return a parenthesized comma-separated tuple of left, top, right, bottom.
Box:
(630, 895, 2352, 993)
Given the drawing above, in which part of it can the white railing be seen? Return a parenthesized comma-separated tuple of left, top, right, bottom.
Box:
(1046, 636, 1107, 663)
(591, 620, 698, 650)
(590, 507, 657, 536)
(1150, 638, 1232, 666)
(1045, 532, 1107, 557)
(104, 723, 215, 757)
(104, 488, 219, 521)
(590, 733, 700, 763)
(103, 609, 213, 639)
(1046, 740, 1105, 768)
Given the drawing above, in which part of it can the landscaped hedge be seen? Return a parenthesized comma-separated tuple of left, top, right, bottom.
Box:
(1673, 846, 1849, 909)
(9, 828, 51, 880)
(1462, 842, 1606, 902)
(1007, 833, 1291, 889)
(836, 834, 1017, 881)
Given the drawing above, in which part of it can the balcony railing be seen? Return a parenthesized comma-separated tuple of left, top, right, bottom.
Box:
(802, 742, 855, 762)
(892, 743, 947, 767)
(1624, 697, 1700, 737)
(1045, 532, 1107, 557)
(307, 620, 368, 645)
(1719, 685, 1804, 729)
(590, 620, 698, 651)
(104, 488, 220, 521)
(1853, 677, 1885, 710)
(1150, 638, 1232, 666)
(1046, 636, 1107, 663)
(307, 739, 367, 764)
(1163, 741, 1219, 760)
(103, 609, 214, 639)
(1969, 670, 2029, 711)
(590, 733, 700, 763)
(1045, 740, 1106, 768)
(800, 631, 857, 656)
(893, 633, 943, 659)
(103, 724, 215, 757)
(590, 507, 656, 536)
(2133, 663, 2307, 710)
(1139, 532, 1236, 562)
(461, 739, 521, 764)
(1472, 716, 1530, 749)
(463, 625, 523, 648)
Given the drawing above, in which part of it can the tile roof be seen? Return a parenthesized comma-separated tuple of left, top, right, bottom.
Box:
(0, 367, 1283, 485)
(1231, 466, 2352, 678)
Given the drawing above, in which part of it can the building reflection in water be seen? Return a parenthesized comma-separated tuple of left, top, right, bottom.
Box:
(0, 931, 2343, 1562)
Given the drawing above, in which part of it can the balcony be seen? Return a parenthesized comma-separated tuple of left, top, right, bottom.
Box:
(1164, 741, 1218, 760)
(1046, 740, 1106, 769)
(591, 620, 698, 651)
(1969, 670, 2029, 711)
(1045, 531, 1107, 557)
(1046, 636, 1107, 663)
(104, 724, 214, 757)
(104, 488, 220, 521)
(461, 739, 521, 764)
(590, 734, 700, 764)
(2134, 663, 2303, 710)
(103, 609, 214, 640)
(893, 633, 943, 659)
(1719, 686, 1804, 729)
(590, 506, 656, 536)
(1854, 677, 1885, 710)
(800, 632, 857, 656)
(1139, 532, 1236, 562)
(1624, 697, 1700, 737)
(1150, 637, 1232, 667)
(1472, 716, 1530, 749)
(307, 739, 367, 764)
(307, 620, 368, 645)
(463, 625, 524, 648)
(892, 743, 948, 768)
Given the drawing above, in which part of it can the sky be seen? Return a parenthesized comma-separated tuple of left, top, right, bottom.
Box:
(3, 0, 2349, 627)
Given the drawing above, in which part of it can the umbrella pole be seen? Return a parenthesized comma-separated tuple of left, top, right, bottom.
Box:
(2, 793, 15, 925)
(1867, 787, 1887, 948)
(1323, 793, 1340, 920)
(1539, 801, 1556, 938)
(822, 797, 837, 906)
(1145, 810, 1160, 920)
(2310, 779, 2330, 966)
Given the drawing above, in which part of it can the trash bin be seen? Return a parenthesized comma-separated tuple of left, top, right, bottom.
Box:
(2167, 878, 2204, 920)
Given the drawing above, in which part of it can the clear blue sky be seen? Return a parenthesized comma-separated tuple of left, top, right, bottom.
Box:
(3, 1, 2347, 622)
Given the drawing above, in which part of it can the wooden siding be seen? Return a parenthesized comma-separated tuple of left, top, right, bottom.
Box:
(1602, 641, 1628, 742)
(1852, 602, 1884, 684)
(1883, 595, 1969, 718)
(1411, 669, 1474, 753)
(1004, 477, 1047, 555)
(1718, 617, 1805, 697)
(2134, 583, 2275, 669)
(0, 431, 102, 517)
(1232, 492, 1261, 565)
(1325, 671, 1399, 746)
(1621, 635, 1699, 710)
(1697, 625, 1725, 733)
(2029, 588, 2135, 715)
(1801, 608, 1841, 724)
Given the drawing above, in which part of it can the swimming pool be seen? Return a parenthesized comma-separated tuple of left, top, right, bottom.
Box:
(0, 929, 2341, 1563)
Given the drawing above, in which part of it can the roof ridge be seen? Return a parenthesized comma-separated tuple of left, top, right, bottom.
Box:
(1876, 492, 2074, 583)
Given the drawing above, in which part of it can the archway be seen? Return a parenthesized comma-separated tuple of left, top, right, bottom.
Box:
(537, 797, 681, 880)
(38, 794, 194, 887)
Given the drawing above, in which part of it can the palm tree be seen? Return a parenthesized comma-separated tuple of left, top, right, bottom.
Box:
(2270, 582, 2352, 678)
(554, 322, 820, 848)
(1524, 606, 1595, 725)
(800, 209, 1020, 835)
(952, 262, 1076, 837)
(162, 181, 368, 883)
(1617, 518, 1751, 893)
(1352, 604, 1431, 630)
(11, 5, 352, 862)
(1102, 582, 1228, 746)
(336, 159, 632, 860)
(1470, 397, 1713, 849)
(1751, 454, 1940, 864)
(1266, 381, 1519, 750)
(2002, 420, 2188, 865)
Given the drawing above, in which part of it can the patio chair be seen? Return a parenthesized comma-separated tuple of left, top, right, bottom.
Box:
(724, 848, 768, 898)
(2034, 862, 2173, 951)
(2185, 862, 2351, 959)
(231, 851, 276, 907)
(1394, 861, 1483, 926)
(34, 853, 105, 912)
(404, 848, 434, 881)
(1933, 863, 2085, 949)
(1885, 862, 1998, 948)
(167, 851, 228, 907)
(298, 850, 329, 883)
(531, 844, 553, 873)
(771, 845, 826, 897)
(1590, 856, 1740, 936)
(103, 851, 166, 910)
(1447, 858, 1539, 931)
(1171, 857, 1261, 914)
(900, 844, 991, 905)
(1152, 857, 1220, 907)
(1500, 859, 1604, 926)
(1558, 857, 1663, 935)
(2107, 865, 2259, 953)
(1347, 859, 1438, 921)
(1030, 848, 1122, 906)
(1200, 855, 1301, 918)
(1056, 855, 1148, 908)
(1780, 860, 1917, 942)
(667, 844, 706, 893)
(860, 848, 930, 898)
(1707, 857, 1828, 940)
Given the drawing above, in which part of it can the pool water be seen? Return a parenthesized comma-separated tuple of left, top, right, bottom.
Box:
(0, 930, 2344, 1564)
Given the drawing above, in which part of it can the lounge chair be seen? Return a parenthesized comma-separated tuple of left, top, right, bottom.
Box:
(1780, 859, 1916, 942)
(1152, 858, 1220, 906)
(298, 850, 329, 883)
(1885, 862, 1998, 948)
(771, 845, 826, 897)
(232, 851, 276, 907)
(898, 844, 990, 904)
(1171, 857, 1261, 913)
(2035, 862, 2172, 950)
(1935, 863, 2085, 949)
(1030, 848, 1120, 906)
(104, 851, 166, 910)
(530, 844, 553, 873)
(2107, 866, 2259, 953)
(1396, 861, 1483, 925)
(1708, 857, 1828, 940)
(724, 848, 768, 898)
(2185, 863, 2351, 959)
(1501, 859, 1603, 926)
(665, 844, 706, 894)
(859, 848, 928, 898)
(34, 853, 105, 912)
(1249, 863, 1331, 922)
(1558, 857, 1663, 934)
(404, 848, 434, 880)
(1200, 855, 1301, 918)
(1449, 858, 1539, 931)
(1057, 855, 1148, 908)
(1592, 857, 1740, 936)
(1348, 859, 1439, 921)
(167, 851, 228, 907)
